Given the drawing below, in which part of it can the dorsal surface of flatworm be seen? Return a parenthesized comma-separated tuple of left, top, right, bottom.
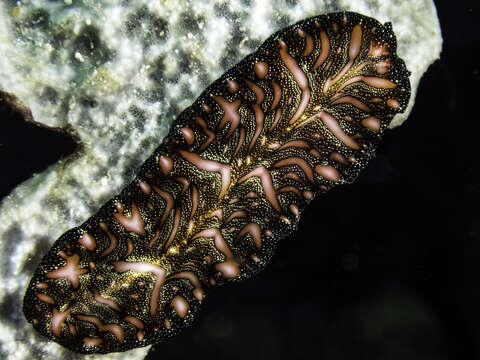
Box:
(23, 11, 410, 354)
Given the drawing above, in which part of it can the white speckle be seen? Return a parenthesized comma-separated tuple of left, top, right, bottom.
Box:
(74, 51, 84, 62)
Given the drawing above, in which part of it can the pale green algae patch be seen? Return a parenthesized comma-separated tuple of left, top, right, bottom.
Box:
(0, 0, 441, 359)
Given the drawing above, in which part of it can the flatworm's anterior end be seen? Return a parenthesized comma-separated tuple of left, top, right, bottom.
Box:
(24, 11, 410, 354)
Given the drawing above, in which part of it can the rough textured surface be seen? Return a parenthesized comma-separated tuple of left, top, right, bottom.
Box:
(23, 11, 410, 354)
(0, 0, 441, 359)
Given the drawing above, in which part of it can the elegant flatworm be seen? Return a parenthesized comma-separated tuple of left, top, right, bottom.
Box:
(23, 11, 410, 354)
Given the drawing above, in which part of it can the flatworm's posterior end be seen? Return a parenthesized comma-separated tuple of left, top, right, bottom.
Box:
(22, 220, 201, 354)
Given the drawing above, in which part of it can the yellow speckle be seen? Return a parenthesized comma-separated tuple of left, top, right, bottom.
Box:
(239, 37, 249, 48)
(168, 247, 178, 254)
(11, 4, 21, 18)
(245, 156, 252, 165)
(85, 67, 121, 96)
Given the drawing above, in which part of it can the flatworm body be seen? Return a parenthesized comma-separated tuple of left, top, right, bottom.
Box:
(23, 11, 410, 354)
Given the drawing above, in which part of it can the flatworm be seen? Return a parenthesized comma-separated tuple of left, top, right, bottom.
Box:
(23, 11, 410, 354)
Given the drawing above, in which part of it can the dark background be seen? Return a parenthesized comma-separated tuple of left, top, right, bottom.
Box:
(1, 0, 478, 359)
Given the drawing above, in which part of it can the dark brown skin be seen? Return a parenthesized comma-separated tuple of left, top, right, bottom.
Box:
(23, 11, 410, 354)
